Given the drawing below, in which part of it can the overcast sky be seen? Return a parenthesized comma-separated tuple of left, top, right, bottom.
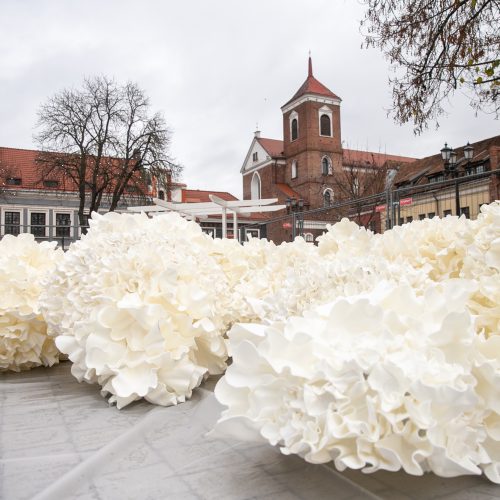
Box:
(1, 0, 498, 197)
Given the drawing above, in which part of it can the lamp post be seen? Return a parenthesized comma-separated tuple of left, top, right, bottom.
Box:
(464, 142, 474, 166)
(286, 197, 304, 240)
(441, 141, 474, 217)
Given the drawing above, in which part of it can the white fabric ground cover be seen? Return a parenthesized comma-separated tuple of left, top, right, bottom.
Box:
(0, 234, 61, 371)
(215, 202, 500, 483)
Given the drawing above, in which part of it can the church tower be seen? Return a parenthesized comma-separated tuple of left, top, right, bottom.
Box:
(281, 57, 342, 207)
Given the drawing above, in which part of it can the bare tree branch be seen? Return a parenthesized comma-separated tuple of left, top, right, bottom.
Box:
(361, 0, 499, 133)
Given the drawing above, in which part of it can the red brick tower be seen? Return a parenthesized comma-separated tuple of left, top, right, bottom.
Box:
(281, 57, 343, 207)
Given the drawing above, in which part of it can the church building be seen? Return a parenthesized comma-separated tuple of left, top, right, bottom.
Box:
(240, 57, 415, 243)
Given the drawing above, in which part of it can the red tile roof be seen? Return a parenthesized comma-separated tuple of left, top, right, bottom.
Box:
(257, 138, 285, 158)
(0, 146, 73, 189)
(0, 146, 152, 194)
(342, 149, 416, 168)
(284, 57, 340, 107)
(394, 135, 500, 185)
(276, 183, 301, 199)
(181, 189, 238, 203)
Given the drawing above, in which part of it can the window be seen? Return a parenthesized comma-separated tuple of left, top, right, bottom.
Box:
(398, 218, 404, 225)
(158, 190, 165, 200)
(4, 211, 20, 235)
(418, 214, 426, 220)
(444, 209, 452, 217)
(323, 189, 333, 207)
(245, 228, 260, 240)
(477, 164, 485, 174)
(321, 156, 331, 176)
(460, 206, 470, 218)
(56, 213, 71, 238)
(252, 152, 258, 162)
(202, 227, 216, 238)
(353, 177, 360, 195)
(428, 212, 435, 219)
(304, 233, 314, 243)
(43, 180, 59, 188)
(291, 160, 298, 179)
(30, 212, 46, 237)
(406, 216, 413, 223)
(429, 174, 444, 183)
(291, 118, 298, 141)
(251, 172, 261, 200)
(6, 177, 21, 186)
(320, 114, 331, 136)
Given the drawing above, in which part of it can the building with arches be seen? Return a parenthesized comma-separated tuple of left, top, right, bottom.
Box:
(241, 57, 415, 243)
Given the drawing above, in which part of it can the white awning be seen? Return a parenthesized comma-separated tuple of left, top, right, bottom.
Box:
(128, 196, 285, 241)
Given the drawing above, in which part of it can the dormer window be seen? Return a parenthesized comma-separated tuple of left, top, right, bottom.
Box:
(291, 160, 298, 179)
(289, 111, 299, 141)
(252, 152, 258, 162)
(43, 180, 59, 188)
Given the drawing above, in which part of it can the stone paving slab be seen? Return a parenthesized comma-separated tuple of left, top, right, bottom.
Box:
(1, 363, 499, 500)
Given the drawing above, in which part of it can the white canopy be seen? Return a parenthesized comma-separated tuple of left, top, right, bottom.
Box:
(128, 196, 285, 241)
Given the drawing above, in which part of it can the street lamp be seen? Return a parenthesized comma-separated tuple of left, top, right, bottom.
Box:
(285, 197, 305, 239)
(464, 142, 474, 162)
(440, 143, 452, 162)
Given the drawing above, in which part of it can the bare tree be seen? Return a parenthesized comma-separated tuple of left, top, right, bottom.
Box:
(329, 156, 389, 228)
(361, 0, 499, 133)
(35, 77, 181, 228)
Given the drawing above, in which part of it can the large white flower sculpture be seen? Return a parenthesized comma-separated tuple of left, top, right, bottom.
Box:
(41, 212, 230, 408)
(0, 234, 61, 372)
(216, 202, 500, 483)
(216, 280, 500, 483)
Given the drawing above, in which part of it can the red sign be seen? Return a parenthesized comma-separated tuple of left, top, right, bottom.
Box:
(399, 197, 413, 206)
(282, 222, 292, 229)
(375, 204, 387, 212)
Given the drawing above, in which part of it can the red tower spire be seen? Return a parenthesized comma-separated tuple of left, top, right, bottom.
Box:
(308, 55, 313, 77)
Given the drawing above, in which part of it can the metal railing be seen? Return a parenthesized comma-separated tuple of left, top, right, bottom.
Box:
(0, 224, 90, 250)
(241, 168, 499, 240)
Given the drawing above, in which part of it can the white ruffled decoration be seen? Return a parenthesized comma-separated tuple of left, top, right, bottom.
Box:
(0, 234, 61, 372)
(41, 212, 230, 409)
(216, 202, 500, 483)
(215, 281, 500, 483)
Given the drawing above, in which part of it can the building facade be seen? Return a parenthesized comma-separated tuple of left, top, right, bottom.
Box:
(0, 147, 261, 246)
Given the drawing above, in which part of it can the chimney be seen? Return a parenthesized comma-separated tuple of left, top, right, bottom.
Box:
(254, 129, 261, 138)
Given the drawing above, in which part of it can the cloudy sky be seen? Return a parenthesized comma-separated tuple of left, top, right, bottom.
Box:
(1, 0, 498, 197)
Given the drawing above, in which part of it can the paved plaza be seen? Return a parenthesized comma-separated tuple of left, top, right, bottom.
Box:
(1, 363, 499, 500)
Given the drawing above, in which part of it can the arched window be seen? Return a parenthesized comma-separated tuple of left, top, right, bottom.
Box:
(320, 114, 331, 136)
(291, 160, 298, 179)
(158, 190, 165, 200)
(323, 188, 334, 207)
(304, 233, 314, 243)
(321, 156, 331, 176)
(291, 118, 298, 141)
(251, 172, 261, 200)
